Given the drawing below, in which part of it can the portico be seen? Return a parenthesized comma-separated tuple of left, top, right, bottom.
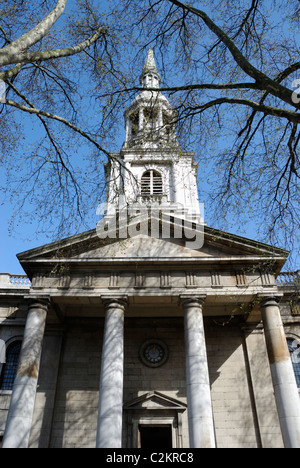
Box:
(2, 261, 300, 449)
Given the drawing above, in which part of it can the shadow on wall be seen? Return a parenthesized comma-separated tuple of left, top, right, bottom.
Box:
(206, 321, 283, 449)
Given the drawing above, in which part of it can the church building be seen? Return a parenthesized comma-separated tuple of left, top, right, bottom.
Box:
(0, 50, 300, 449)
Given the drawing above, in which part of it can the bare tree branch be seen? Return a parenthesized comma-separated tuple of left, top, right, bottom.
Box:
(167, 0, 300, 110)
(3, 96, 112, 158)
(0, 0, 67, 67)
(0, 26, 105, 72)
(177, 97, 300, 124)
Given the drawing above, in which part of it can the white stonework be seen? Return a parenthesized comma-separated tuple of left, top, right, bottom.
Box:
(105, 49, 201, 221)
(0, 50, 299, 449)
(182, 296, 215, 448)
(96, 297, 127, 448)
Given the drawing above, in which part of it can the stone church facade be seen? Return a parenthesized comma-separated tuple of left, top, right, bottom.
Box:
(0, 50, 300, 449)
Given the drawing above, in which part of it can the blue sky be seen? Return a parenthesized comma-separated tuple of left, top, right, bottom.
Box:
(0, 168, 52, 273)
(0, 205, 31, 274)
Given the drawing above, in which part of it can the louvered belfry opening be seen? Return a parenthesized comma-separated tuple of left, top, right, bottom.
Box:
(141, 170, 163, 196)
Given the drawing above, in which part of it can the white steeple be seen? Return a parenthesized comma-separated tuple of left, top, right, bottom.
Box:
(139, 48, 161, 89)
(105, 49, 202, 225)
(123, 49, 178, 150)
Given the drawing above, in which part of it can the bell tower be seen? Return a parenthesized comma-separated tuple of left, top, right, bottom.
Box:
(123, 48, 178, 150)
(105, 49, 202, 221)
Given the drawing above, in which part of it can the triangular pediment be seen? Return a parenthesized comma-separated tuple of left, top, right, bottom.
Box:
(17, 217, 288, 275)
(124, 391, 187, 411)
(70, 225, 287, 260)
(75, 234, 213, 259)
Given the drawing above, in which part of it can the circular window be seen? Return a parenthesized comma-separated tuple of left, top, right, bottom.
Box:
(139, 339, 169, 368)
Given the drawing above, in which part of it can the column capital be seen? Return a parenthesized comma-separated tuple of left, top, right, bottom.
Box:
(179, 294, 206, 308)
(101, 295, 129, 310)
(24, 295, 51, 311)
(257, 295, 282, 308)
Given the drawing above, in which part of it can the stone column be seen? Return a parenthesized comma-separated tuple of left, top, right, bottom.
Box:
(180, 295, 215, 448)
(125, 116, 130, 142)
(139, 108, 144, 131)
(260, 296, 300, 448)
(96, 296, 128, 448)
(158, 105, 163, 132)
(2, 297, 49, 448)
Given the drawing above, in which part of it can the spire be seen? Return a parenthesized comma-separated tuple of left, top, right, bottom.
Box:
(139, 48, 161, 89)
(123, 48, 179, 150)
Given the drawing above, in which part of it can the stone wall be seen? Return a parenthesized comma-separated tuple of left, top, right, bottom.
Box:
(46, 323, 102, 448)
(206, 322, 283, 448)
(123, 318, 188, 448)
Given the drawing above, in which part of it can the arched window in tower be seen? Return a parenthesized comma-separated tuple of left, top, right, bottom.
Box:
(0, 340, 22, 391)
(141, 170, 163, 196)
(287, 338, 300, 388)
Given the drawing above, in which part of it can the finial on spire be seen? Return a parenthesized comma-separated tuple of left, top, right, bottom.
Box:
(140, 48, 161, 89)
(144, 49, 157, 73)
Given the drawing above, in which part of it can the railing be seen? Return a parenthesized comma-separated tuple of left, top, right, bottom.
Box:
(0, 274, 31, 289)
(276, 271, 300, 285)
(9, 275, 31, 286)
